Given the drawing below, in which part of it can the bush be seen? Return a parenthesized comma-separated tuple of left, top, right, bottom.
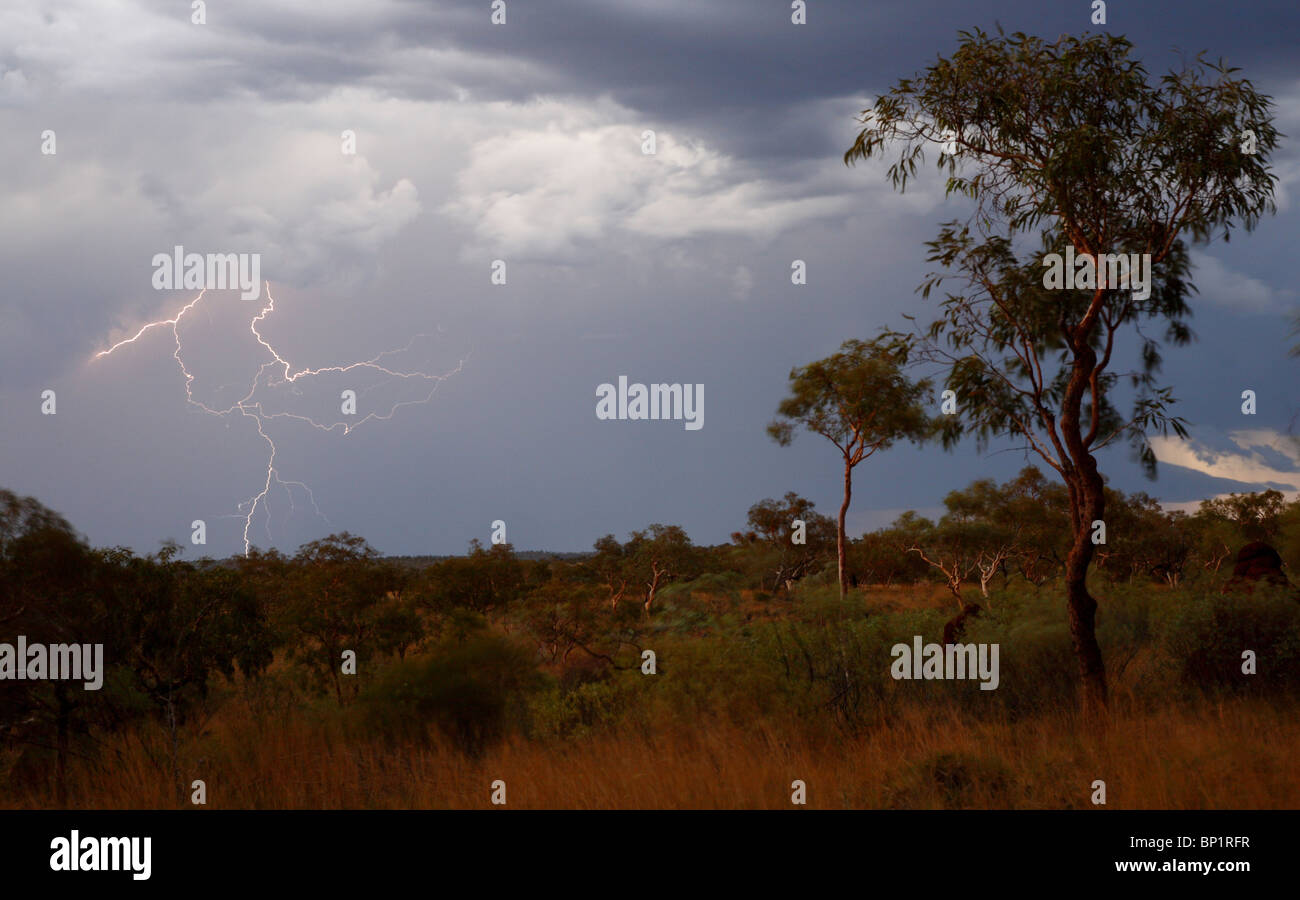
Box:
(357, 633, 541, 756)
(963, 592, 1077, 716)
(758, 608, 950, 733)
(529, 677, 636, 740)
(1095, 581, 1161, 682)
(687, 571, 743, 601)
(1157, 584, 1300, 695)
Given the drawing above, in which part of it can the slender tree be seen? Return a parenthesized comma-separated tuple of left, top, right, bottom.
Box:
(626, 524, 697, 614)
(846, 29, 1279, 716)
(768, 338, 933, 600)
(737, 492, 837, 593)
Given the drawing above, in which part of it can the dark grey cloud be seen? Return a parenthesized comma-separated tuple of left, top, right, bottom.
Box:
(1, 0, 1297, 558)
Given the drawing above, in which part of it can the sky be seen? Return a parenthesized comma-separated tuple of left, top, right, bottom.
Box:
(2, 0, 1299, 558)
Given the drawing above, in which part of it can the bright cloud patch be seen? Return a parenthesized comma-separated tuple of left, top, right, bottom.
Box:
(441, 117, 907, 260)
(1152, 428, 1300, 511)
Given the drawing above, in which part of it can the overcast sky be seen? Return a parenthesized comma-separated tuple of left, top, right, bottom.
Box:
(2, 0, 1299, 558)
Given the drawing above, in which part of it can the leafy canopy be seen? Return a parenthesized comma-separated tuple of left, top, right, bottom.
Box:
(846, 29, 1280, 478)
(768, 337, 933, 465)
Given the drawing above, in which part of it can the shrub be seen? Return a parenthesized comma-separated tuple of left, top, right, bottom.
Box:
(357, 633, 541, 756)
(687, 571, 743, 601)
(529, 677, 637, 740)
(1157, 584, 1300, 695)
(963, 594, 1077, 716)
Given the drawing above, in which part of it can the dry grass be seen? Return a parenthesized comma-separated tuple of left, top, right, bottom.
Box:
(10, 695, 1299, 810)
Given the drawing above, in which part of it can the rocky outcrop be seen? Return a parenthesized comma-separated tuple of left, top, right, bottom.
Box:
(1221, 541, 1299, 599)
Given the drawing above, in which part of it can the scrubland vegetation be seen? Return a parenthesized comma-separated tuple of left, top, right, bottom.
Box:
(4, 473, 1300, 809)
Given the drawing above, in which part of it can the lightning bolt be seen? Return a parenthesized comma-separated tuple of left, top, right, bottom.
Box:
(92, 283, 466, 554)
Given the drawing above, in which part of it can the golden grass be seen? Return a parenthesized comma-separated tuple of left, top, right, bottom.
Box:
(10, 694, 1299, 810)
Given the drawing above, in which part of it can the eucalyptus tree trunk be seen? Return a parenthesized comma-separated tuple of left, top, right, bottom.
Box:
(1061, 341, 1109, 719)
(837, 459, 852, 601)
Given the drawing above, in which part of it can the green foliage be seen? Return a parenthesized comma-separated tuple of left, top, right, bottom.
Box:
(732, 493, 836, 593)
(853, 28, 1279, 494)
(357, 632, 542, 756)
(529, 675, 642, 741)
(768, 337, 935, 457)
(102, 553, 276, 715)
(682, 571, 743, 603)
(1199, 490, 1288, 544)
(1094, 581, 1161, 681)
(1, 488, 276, 799)
(275, 533, 408, 705)
(760, 606, 951, 733)
(848, 531, 929, 586)
(847, 28, 1278, 243)
(1158, 584, 1300, 695)
(414, 540, 526, 615)
(963, 589, 1077, 715)
(10, 471, 1300, 803)
(577, 524, 701, 615)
